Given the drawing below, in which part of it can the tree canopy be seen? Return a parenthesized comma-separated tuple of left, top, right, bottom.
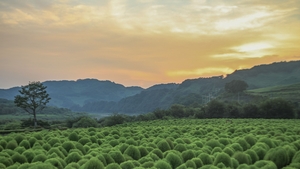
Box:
(225, 80, 248, 93)
(14, 81, 51, 127)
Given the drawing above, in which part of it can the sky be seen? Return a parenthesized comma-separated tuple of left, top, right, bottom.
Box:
(1, 0, 300, 89)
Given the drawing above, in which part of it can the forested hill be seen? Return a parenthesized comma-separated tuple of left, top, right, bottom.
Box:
(0, 79, 143, 109)
(0, 60, 300, 114)
(225, 60, 300, 88)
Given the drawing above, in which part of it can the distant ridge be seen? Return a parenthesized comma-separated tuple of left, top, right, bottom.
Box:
(0, 60, 300, 114)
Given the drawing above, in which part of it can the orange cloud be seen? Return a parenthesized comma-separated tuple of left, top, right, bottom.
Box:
(0, 0, 299, 88)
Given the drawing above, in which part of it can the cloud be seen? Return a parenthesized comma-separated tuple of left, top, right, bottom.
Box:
(0, 0, 300, 88)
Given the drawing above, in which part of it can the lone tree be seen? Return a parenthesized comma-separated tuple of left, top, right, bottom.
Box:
(225, 80, 248, 93)
(225, 80, 248, 103)
(14, 81, 51, 128)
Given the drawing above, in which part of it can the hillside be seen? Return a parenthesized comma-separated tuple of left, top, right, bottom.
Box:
(225, 60, 300, 89)
(0, 79, 143, 108)
(246, 83, 300, 103)
(1, 60, 300, 114)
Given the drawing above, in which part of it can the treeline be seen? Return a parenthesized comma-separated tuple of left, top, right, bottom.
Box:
(0, 98, 74, 116)
(64, 97, 300, 128)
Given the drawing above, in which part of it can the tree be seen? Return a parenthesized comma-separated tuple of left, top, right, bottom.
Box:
(259, 98, 295, 119)
(205, 100, 226, 118)
(14, 82, 51, 127)
(225, 80, 248, 103)
(225, 80, 248, 93)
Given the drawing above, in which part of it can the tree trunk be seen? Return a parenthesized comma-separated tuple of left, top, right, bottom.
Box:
(33, 110, 37, 128)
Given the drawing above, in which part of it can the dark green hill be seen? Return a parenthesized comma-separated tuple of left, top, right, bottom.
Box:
(0, 79, 143, 109)
(225, 60, 300, 89)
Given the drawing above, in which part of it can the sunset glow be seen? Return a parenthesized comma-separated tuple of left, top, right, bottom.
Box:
(0, 0, 300, 88)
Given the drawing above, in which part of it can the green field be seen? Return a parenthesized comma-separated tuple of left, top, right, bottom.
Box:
(1, 119, 300, 169)
(247, 83, 300, 103)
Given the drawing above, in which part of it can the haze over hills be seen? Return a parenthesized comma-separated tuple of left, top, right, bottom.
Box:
(0, 60, 300, 114)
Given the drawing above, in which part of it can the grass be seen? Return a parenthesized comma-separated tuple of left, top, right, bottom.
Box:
(247, 82, 300, 102)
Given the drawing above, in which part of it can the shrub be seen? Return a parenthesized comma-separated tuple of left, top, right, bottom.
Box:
(232, 151, 251, 165)
(78, 138, 91, 146)
(154, 160, 172, 169)
(62, 141, 75, 152)
(78, 158, 89, 166)
(141, 161, 154, 168)
(109, 151, 125, 164)
(102, 153, 115, 164)
(292, 151, 300, 163)
(185, 159, 197, 169)
(95, 154, 107, 166)
(6, 140, 18, 150)
(258, 137, 275, 149)
(245, 149, 259, 163)
(42, 143, 51, 151)
(65, 162, 80, 169)
(174, 144, 187, 152)
(28, 137, 37, 147)
(254, 160, 277, 169)
(213, 152, 233, 168)
(211, 147, 223, 155)
(182, 150, 195, 162)
(191, 157, 203, 168)
(48, 138, 60, 146)
(0, 156, 13, 167)
(32, 153, 48, 162)
(138, 146, 149, 157)
(14, 134, 25, 144)
(123, 145, 141, 160)
(68, 132, 79, 141)
(22, 150, 35, 163)
(0, 140, 7, 148)
(244, 134, 257, 146)
(11, 152, 27, 164)
(157, 140, 171, 152)
(48, 147, 66, 159)
(106, 163, 121, 169)
(199, 153, 213, 165)
(148, 152, 160, 161)
(230, 143, 244, 152)
(71, 116, 98, 128)
(205, 139, 222, 149)
(237, 138, 251, 151)
(165, 152, 183, 168)
(252, 146, 267, 160)
(151, 148, 163, 159)
(33, 133, 43, 140)
(264, 147, 289, 168)
(19, 140, 30, 149)
(14, 146, 26, 154)
(65, 152, 82, 164)
(120, 161, 136, 169)
(218, 138, 231, 146)
(45, 158, 65, 169)
(223, 147, 234, 156)
(109, 140, 119, 147)
(82, 157, 104, 169)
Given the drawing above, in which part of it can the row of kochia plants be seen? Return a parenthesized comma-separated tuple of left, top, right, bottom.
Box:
(1, 119, 300, 169)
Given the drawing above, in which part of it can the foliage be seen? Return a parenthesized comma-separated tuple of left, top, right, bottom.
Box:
(205, 100, 226, 118)
(225, 80, 248, 93)
(14, 82, 51, 127)
(66, 116, 98, 128)
(0, 119, 300, 168)
(259, 98, 295, 119)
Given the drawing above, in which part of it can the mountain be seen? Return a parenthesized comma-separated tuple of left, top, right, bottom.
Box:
(0, 79, 143, 109)
(1, 60, 300, 114)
